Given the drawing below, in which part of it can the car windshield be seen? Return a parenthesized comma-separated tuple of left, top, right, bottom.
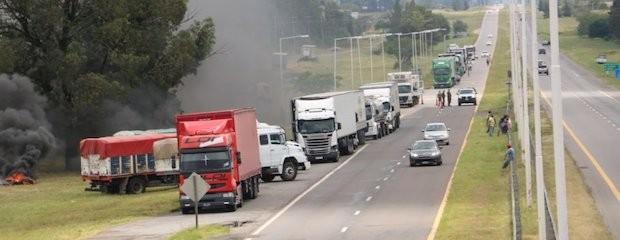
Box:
(459, 89, 474, 94)
(426, 124, 446, 131)
(412, 141, 437, 150)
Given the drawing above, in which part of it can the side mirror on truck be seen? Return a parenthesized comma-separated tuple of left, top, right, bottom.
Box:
(337, 123, 342, 130)
(171, 155, 176, 169)
(236, 151, 242, 164)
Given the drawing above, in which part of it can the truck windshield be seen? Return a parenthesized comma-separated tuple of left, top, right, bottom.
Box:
(180, 150, 231, 173)
(398, 85, 412, 93)
(298, 119, 335, 134)
(382, 102, 391, 113)
(434, 68, 450, 75)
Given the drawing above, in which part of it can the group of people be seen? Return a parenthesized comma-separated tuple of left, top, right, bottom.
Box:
(435, 89, 452, 108)
(486, 111, 512, 137)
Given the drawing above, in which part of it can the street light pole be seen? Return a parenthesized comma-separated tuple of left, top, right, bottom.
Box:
(280, 34, 309, 124)
(397, 33, 402, 72)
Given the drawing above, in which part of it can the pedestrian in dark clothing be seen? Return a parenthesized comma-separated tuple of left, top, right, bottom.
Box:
(440, 91, 446, 108)
(447, 89, 452, 106)
(502, 144, 515, 169)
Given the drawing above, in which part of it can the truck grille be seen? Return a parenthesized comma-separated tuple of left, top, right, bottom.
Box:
(302, 134, 331, 155)
(399, 96, 408, 103)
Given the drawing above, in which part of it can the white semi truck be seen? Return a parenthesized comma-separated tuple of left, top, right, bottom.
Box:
(257, 121, 311, 182)
(291, 90, 367, 162)
(387, 71, 424, 107)
(364, 95, 387, 140)
(359, 82, 401, 133)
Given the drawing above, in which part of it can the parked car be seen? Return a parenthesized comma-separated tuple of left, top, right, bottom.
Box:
(422, 122, 450, 145)
(457, 87, 477, 106)
(486, 41, 492, 46)
(541, 40, 550, 46)
(408, 140, 443, 166)
(488, 34, 493, 38)
(596, 55, 607, 64)
(481, 51, 490, 58)
(538, 60, 549, 75)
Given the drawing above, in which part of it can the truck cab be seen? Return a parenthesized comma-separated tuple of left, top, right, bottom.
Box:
(364, 96, 387, 139)
(257, 122, 310, 182)
(387, 72, 423, 107)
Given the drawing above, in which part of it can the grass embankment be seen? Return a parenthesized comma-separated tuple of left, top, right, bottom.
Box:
(434, 10, 611, 240)
(0, 172, 180, 240)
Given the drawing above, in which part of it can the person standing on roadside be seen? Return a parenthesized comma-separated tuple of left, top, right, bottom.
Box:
(502, 143, 515, 169)
(487, 114, 496, 137)
(440, 90, 446, 108)
(436, 91, 441, 107)
(447, 89, 452, 106)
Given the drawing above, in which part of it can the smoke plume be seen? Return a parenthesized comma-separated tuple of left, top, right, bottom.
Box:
(0, 74, 56, 179)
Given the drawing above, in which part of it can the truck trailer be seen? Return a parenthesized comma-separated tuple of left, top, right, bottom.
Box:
(176, 108, 262, 213)
(80, 133, 179, 194)
(291, 90, 367, 162)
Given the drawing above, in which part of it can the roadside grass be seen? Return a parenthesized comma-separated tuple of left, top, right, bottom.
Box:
(0, 172, 180, 240)
(434, 10, 612, 239)
(537, 16, 620, 89)
(169, 224, 229, 240)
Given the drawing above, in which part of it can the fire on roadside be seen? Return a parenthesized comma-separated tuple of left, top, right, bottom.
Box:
(4, 171, 36, 185)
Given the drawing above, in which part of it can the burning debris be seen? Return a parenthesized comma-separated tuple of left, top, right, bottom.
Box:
(0, 74, 56, 184)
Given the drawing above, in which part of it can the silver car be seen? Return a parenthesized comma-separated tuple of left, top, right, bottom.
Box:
(422, 122, 450, 145)
(408, 140, 443, 166)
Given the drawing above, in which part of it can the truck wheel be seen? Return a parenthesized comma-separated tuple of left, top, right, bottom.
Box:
(357, 130, 366, 145)
(127, 177, 146, 194)
(280, 161, 298, 181)
(346, 138, 355, 154)
(261, 174, 276, 182)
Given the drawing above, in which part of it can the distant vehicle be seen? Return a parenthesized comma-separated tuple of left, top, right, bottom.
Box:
(422, 122, 451, 145)
(488, 34, 493, 38)
(486, 41, 492, 46)
(448, 43, 459, 51)
(481, 51, 490, 58)
(457, 87, 477, 106)
(596, 55, 607, 64)
(538, 60, 549, 75)
(538, 48, 546, 54)
(408, 140, 443, 166)
(541, 40, 550, 46)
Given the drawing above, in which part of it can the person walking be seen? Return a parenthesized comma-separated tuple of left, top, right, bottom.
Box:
(436, 91, 442, 107)
(440, 90, 446, 108)
(447, 89, 452, 106)
(487, 114, 496, 137)
(502, 143, 516, 169)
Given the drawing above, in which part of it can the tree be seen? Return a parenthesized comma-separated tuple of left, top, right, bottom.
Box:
(561, 0, 572, 17)
(453, 20, 468, 36)
(539, 0, 550, 18)
(0, 0, 215, 170)
(610, 0, 620, 39)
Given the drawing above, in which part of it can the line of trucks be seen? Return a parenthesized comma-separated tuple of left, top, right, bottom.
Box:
(432, 44, 476, 88)
(80, 72, 416, 212)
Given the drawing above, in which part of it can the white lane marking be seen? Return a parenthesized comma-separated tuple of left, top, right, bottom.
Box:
(375, 185, 380, 190)
(366, 196, 373, 202)
(248, 144, 369, 238)
(390, 169, 395, 173)
(354, 210, 361, 216)
(600, 90, 620, 103)
(397, 161, 401, 165)
(402, 154, 407, 158)
(383, 177, 389, 181)
(341, 227, 348, 233)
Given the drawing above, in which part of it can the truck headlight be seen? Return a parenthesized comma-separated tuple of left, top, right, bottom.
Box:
(411, 153, 419, 157)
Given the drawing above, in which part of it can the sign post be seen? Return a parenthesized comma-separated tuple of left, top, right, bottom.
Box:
(604, 63, 619, 74)
(181, 172, 210, 228)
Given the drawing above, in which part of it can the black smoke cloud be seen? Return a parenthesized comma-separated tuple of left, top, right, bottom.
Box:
(0, 74, 56, 179)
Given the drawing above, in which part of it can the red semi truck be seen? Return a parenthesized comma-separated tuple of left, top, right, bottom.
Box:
(80, 133, 179, 194)
(176, 108, 262, 213)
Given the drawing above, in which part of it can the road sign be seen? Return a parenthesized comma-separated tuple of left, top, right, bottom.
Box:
(181, 172, 210, 203)
(604, 63, 619, 72)
(616, 69, 620, 79)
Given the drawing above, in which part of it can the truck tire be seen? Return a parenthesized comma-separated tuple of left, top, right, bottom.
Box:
(261, 174, 276, 182)
(280, 161, 298, 181)
(357, 130, 366, 145)
(127, 177, 146, 194)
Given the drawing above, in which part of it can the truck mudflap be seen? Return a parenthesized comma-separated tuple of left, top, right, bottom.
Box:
(180, 191, 237, 213)
(299, 161, 311, 170)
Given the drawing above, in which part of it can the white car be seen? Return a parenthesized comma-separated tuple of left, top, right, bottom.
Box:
(488, 34, 493, 38)
(486, 41, 492, 46)
(422, 122, 450, 145)
(481, 51, 490, 58)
